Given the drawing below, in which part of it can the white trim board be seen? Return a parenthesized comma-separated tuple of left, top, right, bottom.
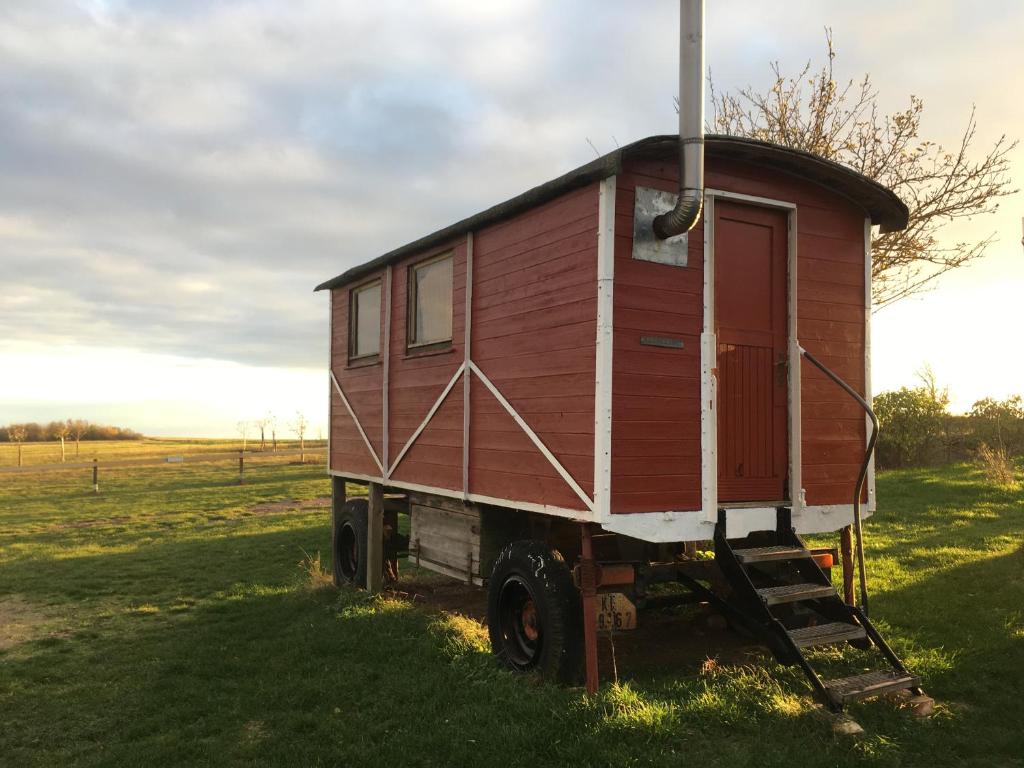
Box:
(601, 502, 869, 543)
(700, 192, 718, 522)
(327, 290, 333, 474)
(330, 469, 593, 522)
(462, 232, 474, 499)
(382, 265, 392, 476)
(593, 176, 616, 523)
(864, 217, 877, 514)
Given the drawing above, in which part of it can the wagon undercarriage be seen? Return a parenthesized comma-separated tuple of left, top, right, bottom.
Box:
(331, 482, 924, 712)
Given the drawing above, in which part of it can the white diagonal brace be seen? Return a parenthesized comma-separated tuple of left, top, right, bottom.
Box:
(469, 361, 595, 512)
(330, 370, 385, 476)
(388, 362, 466, 477)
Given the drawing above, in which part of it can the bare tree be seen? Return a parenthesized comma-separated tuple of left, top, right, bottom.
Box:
(254, 415, 270, 452)
(8, 424, 28, 467)
(54, 419, 72, 463)
(69, 419, 89, 457)
(236, 420, 250, 453)
(708, 31, 1017, 307)
(268, 413, 278, 452)
(290, 412, 308, 463)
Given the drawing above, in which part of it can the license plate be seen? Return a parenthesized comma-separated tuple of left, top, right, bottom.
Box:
(596, 592, 637, 631)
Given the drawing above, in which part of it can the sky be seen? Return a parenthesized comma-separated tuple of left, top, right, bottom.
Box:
(1, 0, 1021, 437)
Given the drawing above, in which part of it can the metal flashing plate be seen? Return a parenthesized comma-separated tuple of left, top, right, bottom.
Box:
(632, 186, 688, 266)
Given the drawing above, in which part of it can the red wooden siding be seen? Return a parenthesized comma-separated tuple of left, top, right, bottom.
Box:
(469, 184, 598, 510)
(329, 183, 599, 513)
(329, 282, 385, 477)
(610, 160, 704, 513)
(611, 154, 868, 513)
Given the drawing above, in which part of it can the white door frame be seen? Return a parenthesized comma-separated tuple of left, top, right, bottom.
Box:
(701, 188, 801, 522)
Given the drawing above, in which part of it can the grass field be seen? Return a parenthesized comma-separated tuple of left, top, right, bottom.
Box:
(0, 438, 327, 468)
(1, 449, 1021, 767)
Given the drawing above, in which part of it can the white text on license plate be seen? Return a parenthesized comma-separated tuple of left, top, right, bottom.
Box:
(596, 592, 637, 631)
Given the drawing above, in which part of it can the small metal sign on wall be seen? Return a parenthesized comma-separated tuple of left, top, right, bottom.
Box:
(632, 186, 688, 266)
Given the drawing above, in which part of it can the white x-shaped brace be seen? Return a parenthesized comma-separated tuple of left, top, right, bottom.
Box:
(329, 362, 594, 512)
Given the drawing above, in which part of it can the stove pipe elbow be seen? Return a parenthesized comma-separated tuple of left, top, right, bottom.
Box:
(653, 0, 705, 239)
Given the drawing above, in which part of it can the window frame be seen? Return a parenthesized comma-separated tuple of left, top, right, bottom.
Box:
(406, 251, 454, 354)
(348, 278, 382, 364)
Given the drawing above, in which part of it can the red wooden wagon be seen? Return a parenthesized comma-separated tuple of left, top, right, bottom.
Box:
(316, 0, 926, 711)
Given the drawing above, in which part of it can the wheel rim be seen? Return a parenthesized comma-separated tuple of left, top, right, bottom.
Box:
(497, 575, 542, 669)
(338, 522, 358, 580)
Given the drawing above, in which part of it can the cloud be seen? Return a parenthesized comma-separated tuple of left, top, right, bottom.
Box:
(0, 0, 1020, 379)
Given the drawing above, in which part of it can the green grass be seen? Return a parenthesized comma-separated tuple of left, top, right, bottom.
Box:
(0, 438, 327, 467)
(0, 461, 1021, 767)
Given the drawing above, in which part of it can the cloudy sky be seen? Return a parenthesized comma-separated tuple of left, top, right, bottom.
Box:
(2, 0, 1021, 437)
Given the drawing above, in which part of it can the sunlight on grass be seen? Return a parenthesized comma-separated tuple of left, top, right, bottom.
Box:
(601, 682, 680, 730)
(336, 593, 411, 620)
(2, 460, 1023, 766)
(431, 611, 490, 655)
(126, 603, 160, 615)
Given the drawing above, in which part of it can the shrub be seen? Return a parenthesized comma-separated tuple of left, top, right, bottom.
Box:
(975, 443, 1017, 487)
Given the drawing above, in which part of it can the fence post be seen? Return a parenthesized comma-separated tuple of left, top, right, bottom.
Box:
(238, 451, 245, 485)
(92, 459, 99, 494)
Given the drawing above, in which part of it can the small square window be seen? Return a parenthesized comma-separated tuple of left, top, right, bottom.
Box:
(408, 253, 453, 350)
(349, 280, 381, 361)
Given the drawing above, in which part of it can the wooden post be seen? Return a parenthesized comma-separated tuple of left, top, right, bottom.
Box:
(92, 459, 99, 494)
(580, 523, 600, 695)
(331, 476, 347, 587)
(840, 525, 855, 605)
(238, 451, 245, 485)
(366, 482, 384, 592)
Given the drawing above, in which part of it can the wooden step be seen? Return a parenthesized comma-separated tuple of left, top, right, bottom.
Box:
(757, 583, 836, 606)
(733, 545, 811, 564)
(825, 669, 921, 705)
(787, 622, 866, 648)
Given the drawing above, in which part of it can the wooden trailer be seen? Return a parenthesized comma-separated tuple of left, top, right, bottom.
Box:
(315, 133, 925, 710)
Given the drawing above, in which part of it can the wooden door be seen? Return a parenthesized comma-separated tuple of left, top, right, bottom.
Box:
(715, 201, 789, 503)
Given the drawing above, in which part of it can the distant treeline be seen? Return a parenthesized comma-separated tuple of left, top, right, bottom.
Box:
(1, 420, 142, 443)
(875, 371, 1023, 469)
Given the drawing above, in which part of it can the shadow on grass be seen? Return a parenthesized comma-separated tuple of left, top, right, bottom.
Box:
(3, 463, 1021, 767)
(0, 523, 970, 768)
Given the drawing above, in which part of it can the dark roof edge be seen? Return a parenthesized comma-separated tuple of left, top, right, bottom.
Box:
(315, 134, 908, 292)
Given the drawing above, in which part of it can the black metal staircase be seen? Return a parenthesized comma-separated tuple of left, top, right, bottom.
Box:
(712, 507, 921, 711)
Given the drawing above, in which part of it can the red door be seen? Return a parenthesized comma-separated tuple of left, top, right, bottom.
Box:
(715, 201, 789, 503)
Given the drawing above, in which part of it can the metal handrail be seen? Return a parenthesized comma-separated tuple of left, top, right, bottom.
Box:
(799, 346, 877, 616)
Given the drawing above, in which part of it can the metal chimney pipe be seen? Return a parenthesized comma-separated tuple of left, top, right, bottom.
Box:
(653, 0, 705, 239)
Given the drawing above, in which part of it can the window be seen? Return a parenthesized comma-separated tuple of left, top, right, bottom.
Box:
(349, 280, 381, 361)
(408, 252, 453, 350)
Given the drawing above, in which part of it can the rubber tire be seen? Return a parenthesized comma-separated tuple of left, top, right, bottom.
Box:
(332, 498, 368, 587)
(486, 540, 583, 684)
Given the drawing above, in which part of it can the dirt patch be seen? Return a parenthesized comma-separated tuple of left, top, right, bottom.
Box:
(390, 574, 489, 622)
(0, 596, 66, 651)
(247, 497, 331, 516)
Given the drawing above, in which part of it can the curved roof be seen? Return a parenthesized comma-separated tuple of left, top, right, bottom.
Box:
(316, 134, 908, 291)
